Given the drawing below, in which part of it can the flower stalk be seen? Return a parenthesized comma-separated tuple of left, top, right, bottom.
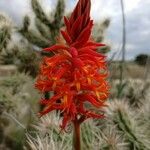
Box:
(73, 119, 81, 150)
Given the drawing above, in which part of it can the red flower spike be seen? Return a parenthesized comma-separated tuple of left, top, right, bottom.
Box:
(35, 0, 109, 130)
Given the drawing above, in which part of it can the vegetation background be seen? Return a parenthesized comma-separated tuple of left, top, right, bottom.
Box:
(0, 0, 149, 150)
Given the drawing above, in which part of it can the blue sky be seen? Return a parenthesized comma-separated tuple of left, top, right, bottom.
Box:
(0, 0, 149, 60)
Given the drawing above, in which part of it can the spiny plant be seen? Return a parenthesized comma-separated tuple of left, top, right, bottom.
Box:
(0, 12, 12, 52)
(125, 80, 150, 108)
(0, 73, 40, 150)
(138, 90, 150, 140)
(0, 40, 41, 77)
(82, 120, 126, 150)
(110, 79, 150, 108)
(19, 0, 65, 48)
(26, 134, 71, 150)
(0, 45, 18, 65)
(96, 125, 127, 150)
(15, 43, 41, 77)
(26, 112, 123, 150)
(25, 112, 72, 150)
(104, 100, 150, 150)
(93, 19, 111, 54)
(25, 108, 127, 150)
(0, 12, 15, 65)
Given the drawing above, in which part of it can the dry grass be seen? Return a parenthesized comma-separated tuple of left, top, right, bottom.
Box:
(109, 62, 148, 79)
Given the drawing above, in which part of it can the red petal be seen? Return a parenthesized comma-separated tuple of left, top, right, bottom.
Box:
(72, 58, 84, 68)
(64, 17, 71, 34)
(79, 94, 103, 108)
(39, 104, 63, 116)
(70, 16, 82, 40)
(61, 30, 72, 44)
(86, 111, 104, 118)
(82, 1, 91, 27)
(85, 42, 105, 47)
(79, 48, 105, 58)
(54, 66, 69, 79)
(39, 106, 55, 116)
(60, 113, 71, 130)
(44, 45, 68, 51)
(44, 55, 68, 67)
(40, 94, 62, 105)
(79, 54, 99, 65)
(75, 21, 93, 47)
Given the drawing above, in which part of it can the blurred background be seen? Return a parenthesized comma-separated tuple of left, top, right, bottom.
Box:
(0, 0, 150, 150)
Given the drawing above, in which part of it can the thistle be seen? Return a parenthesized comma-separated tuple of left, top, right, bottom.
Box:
(35, 0, 109, 149)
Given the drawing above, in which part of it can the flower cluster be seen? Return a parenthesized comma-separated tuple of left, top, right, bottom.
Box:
(35, 0, 109, 130)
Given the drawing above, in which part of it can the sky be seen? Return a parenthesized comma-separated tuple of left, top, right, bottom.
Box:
(0, 0, 149, 60)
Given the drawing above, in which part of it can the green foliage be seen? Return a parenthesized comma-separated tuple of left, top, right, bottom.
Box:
(93, 18, 111, 54)
(19, 0, 65, 48)
(16, 44, 41, 77)
(26, 112, 72, 150)
(31, 0, 53, 30)
(26, 113, 127, 150)
(0, 73, 40, 150)
(0, 46, 18, 64)
(0, 13, 12, 52)
(116, 81, 127, 98)
(51, 0, 65, 37)
(19, 22, 50, 48)
(105, 100, 150, 150)
(23, 15, 30, 31)
(81, 120, 99, 150)
(19, 15, 50, 48)
(135, 54, 149, 66)
(35, 18, 51, 40)
(94, 19, 110, 43)
(111, 79, 150, 108)
(0, 43, 41, 77)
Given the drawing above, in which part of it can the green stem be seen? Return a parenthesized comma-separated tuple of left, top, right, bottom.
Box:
(73, 119, 81, 150)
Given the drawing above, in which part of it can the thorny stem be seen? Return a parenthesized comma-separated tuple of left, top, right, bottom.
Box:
(73, 118, 81, 150)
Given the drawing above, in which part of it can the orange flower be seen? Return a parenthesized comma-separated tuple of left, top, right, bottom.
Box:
(35, 0, 109, 130)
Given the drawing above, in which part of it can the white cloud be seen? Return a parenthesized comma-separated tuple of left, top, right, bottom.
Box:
(124, 0, 141, 12)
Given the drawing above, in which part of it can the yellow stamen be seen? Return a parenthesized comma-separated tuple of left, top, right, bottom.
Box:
(52, 77, 57, 89)
(87, 77, 92, 85)
(52, 77, 57, 81)
(95, 90, 100, 99)
(83, 67, 88, 73)
(63, 50, 71, 57)
(76, 82, 81, 91)
(52, 81, 57, 89)
(63, 95, 68, 107)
